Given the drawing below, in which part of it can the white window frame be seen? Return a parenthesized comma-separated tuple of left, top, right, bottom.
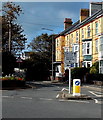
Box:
(95, 22, 98, 35)
(76, 31, 79, 42)
(83, 61, 92, 68)
(72, 44, 79, 52)
(82, 28, 84, 39)
(56, 39, 59, 47)
(87, 26, 90, 37)
(82, 41, 92, 55)
(99, 36, 103, 51)
(95, 39, 98, 53)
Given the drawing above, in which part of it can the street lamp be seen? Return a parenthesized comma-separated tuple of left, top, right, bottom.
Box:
(42, 28, 54, 81)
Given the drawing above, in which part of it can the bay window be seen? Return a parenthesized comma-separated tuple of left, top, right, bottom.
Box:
(82, 41, 92, 55)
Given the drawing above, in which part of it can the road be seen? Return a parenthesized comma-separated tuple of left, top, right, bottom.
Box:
(2, 81, 102, 118)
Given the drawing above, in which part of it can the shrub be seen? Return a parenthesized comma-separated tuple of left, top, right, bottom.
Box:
(2, 52, 16, 76)
(90, 66, 98, 74)
(90, 61, 99, 74)
(1, 76, 25, 88)
(86, 74, 103, 83)
(71, 67, 90, 82)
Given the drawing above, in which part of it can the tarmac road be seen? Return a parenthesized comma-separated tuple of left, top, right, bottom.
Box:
(2, 81, 102, 119)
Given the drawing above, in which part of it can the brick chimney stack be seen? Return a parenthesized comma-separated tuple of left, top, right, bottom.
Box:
(64, 18, 73, 30)
(80, 9, 89, 22)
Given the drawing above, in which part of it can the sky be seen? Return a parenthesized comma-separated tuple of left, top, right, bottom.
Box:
(1, 1, 101, 51)
(17, 2, 90, 50)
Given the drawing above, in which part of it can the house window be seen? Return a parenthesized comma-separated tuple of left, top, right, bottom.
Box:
(76, 31, 79, 42)
(95, 39, 98, 53)
(67, 36, 69, 45)
(82, 29, 84, 38)
(56, 51, 58, 59)
(82, 43, 86, 55)
(87, 26, 90, 37)
(100, 36, 103, 51)
(82, 41, 92, 55)
(83, 61, 92, 68)
(56, 39, 59, 47)
(67, 36, 68, 40)
(72, 44, 79, 52)
(87, 42, 90, 54)
(95, 22, 98, 35)
(71, 34, 73, 40)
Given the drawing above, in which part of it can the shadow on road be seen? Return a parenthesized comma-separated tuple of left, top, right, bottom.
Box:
(26, 81, 68, 89)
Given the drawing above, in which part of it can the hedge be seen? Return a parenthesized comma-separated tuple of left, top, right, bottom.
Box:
(86, 74, 103, 83)
(71, 67, 90, 80)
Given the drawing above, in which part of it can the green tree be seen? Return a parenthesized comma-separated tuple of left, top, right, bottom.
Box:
(25, 33, 56, 81)
(2, 51, 16, 76)
(28, 33, 56, 69)
(90, 61, 99, 74)
(2, 2, 27, 52)
(23, 52, 50, 81)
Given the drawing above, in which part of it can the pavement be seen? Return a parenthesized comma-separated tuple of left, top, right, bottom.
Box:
(56, 88, 92, 100)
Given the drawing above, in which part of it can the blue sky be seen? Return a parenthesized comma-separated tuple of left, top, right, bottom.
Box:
(15, 2, 90, 50)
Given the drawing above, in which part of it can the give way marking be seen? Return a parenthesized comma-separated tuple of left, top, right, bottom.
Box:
(89, 91, 103, 104)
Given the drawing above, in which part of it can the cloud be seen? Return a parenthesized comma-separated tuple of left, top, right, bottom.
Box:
(2, 2, 90, 45)
(58, 10, 75, 19)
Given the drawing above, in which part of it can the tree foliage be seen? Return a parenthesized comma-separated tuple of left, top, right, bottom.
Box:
(90, 61, 99, 74)
(2, 51, 16, 76)
(2, 2, 27, 52)
(28, 33, 56, 69)
(25, 33, 56, 81)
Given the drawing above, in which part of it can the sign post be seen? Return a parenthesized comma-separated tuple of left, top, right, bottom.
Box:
(68, 67, 71, 94)
(73, 79, 81, 96)
(64, 50, 76, 94)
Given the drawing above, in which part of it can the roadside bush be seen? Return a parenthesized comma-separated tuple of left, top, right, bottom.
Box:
(25, 62, 50, 81)
(2, 52, 16, 76)
(86, 74, 103, 83)
(90, 61, 99, 74)
(1, 76, 25, 88)
(71, 67, 90, 82)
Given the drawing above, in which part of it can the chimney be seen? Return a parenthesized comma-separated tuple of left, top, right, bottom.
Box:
(80, 9, 89, 22)
(64, 18, 73, 30)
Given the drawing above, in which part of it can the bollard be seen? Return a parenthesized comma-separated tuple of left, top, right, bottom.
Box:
(73, 79, 81, 96)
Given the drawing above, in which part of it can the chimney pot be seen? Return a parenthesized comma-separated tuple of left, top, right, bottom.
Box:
(64, 18, 73, 30)
(80, 9, 89, 22)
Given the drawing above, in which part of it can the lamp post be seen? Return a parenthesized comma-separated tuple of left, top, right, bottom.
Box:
(42, 28, 54, 81)
(8, 20, 11, 52)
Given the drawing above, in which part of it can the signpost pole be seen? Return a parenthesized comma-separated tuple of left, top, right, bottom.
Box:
(69, 67, 71, 94)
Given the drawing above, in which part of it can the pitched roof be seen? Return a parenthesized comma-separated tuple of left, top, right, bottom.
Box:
(56, 9, 103, 38)
(69, 9, 103, 33)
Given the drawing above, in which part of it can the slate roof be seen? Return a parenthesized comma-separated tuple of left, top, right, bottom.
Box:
(56, 9, 103, 38)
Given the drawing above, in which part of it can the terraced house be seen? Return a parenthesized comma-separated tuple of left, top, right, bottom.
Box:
(55, 2, 103, 79)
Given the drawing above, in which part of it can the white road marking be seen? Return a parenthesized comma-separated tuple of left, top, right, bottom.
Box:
(89, 91, 103, 97)
(2, 96, 14, 98)
(94, 99, 102, 104)
(56, 94, 59, 98)
(59, 99, 89, 103)
(61, 88, 68, 92)
(94, 99, 99, 103)
(21, 97, 32, 99)
(94, 91, 103, 95)
(89, 91, 103, 104)
(40, 98, 53, 101)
